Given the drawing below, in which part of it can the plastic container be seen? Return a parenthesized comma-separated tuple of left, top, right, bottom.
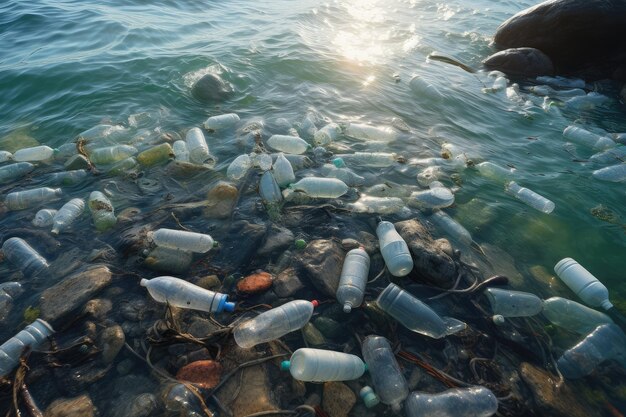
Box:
(267, 135, 310, 155)
(13, 145, 56, 162)
(417, 166, 443, 187)
(0, 282, 23, 322)
(557, 323, 626, 379)
(289, 177, 348, 198)
(543, 297, 613, 335)
(251, 152, 273, 171)
(203, 113, 240, 131)
(108, 157, 138, 175)
(348, 196, 407, 215)
(589, 147, 626, 165)
(32, 209, 57, 227)
(411, 157, 466, 169)
(376, 221, 413, 277)
(376, 283, 466, 338)
(259, 170, 282, 203)
(405, 387, 499, 417)
(334, 152, 396, 167)
(337, 247, 370, 313)
(233, 300, 316, 348)
(137, 143, 174, 167)
(149, 228, 216, 254)
(592, 163, 626, 183)
(46, 169, 88, 186)
(89, 145, 138, 165)
(144, 246, 193, 274)
(5, 187, 62, 211)
(88, 191, 117, 231)
(281, 348, 366, 382)
(554, 258, 613, 310)
(505, 181, 555, 214)
(344, 123, 398, 142)
(428, 210, 473, 246)
(0, 151, 12, 163)
(361, 335, 408, 412)
(51, 198, 85, 234)
(140, 276, 234, 313)
(408, 187, 454, 209)
(321, 164, 365, 187)
(360, 386, 380, 408)
(1, 238, 49, 278)
(0, 319, 54, 377)
(409, 75, 444, 101)
(484, 288, 543, 317)
(272, 153, 296, 187)
(313, 123, 341, 145)
(172, 140, 190, 162)
(563, 126, 615, 151)
(475, 161, 515, 183)
(227, 154, 252, 180)
(185, 127, 210, 164)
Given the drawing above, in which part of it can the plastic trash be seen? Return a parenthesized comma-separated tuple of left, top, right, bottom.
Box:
(233, 300, 316, 348)
(172, 140, 190, 162)
(348, 196, 407, 214)
(0, 282, 23, 322)
(484, 288, 543, 317)
(88, 191, 117, 231)
(267, 135, 310, 154)
(140, 276, 234, 313)
(377, 283, 466, 338)
(334, 152, 397, 167)
(281, 348, 366, 382)
(313, 123, 341, 146)
(428, 210, 473, 246)
(360, 386, 380, 408)
(0, 162, 35, 184)
(144, 246, 193, 274)
(163, 383, 206, 415)
(343, 123, 398, 142)
(137, 143, 174, 167)
(149, 228, 216, 254)
(554, 258, 613, 310)
(592, 163, 626, 183)
(46, 169, 89, 186)
(5, 187, 62, 211)
(185, 127, 210, 164)
(361, 335, 408, 412)
(409, 75, 444, 101)
(1, 238, 49, 278)
(32, 209, 57, 227)
(543, 297, 613, 335)
(405, 387, 498, 417)
(289, 177, 348, 198)
(475, 161, 515, 183)
(0, 151, 13, 163)
(259, 170, 283, 203)
(589, 147, 626, 165)
(13, 145, 56, 162)
(274, 153, 313, 170)
(272, 153, 295, 187)
(320, 163, 364, 187)
(411, 157, 466, 169)
(89, 145, 138, 165)
(536, 76, 585, 89)
(251, 152, 273, 171)
(376, 221, 413, 277)
(557, 324, 626, 379)
(203, 113, 240, 131)
(0, 319, 54, 377)
(408, 187, 455, 209)
(108, 157, 138, 175)
(51, 198, 85, 234)
(337, 247, 370, 313)
(505, 181, 555, 214)
(563, 126, 615, 151)
(227, 154, 252, 180)
(417, 166, 443, 187)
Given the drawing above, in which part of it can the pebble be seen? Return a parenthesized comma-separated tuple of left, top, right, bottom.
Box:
(237, 271, 273, 294)
(194, 274, 221, 290)
(323, 381, 356, 417)
(44, 395, 96, 417)
(83, 298, 112, 320)
(176, 360, 223, 389)
(294, 239, 344, 297)
(99, 324, 125, 364)
(272, 267, 305, 298)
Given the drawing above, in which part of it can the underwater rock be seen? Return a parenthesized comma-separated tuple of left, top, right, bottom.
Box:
(194, 274, 221, 290)
(294, 239, 344, 297)
(323, 381, 356, 417)
(237, 271, 273, 294)
(191, 73, 234, 102)
(213, 220, 267, 273)
(83, 298, 113, 320)
(176, 360, 223, 389)
(99, 324, 125, 364)
(44, 394, 96, 417)
(483, 47, 554, 77)
(257, 225, 295, 256)
(273, 267, 305, 298)
(203, 181, 238, 219)
(122, 393, 158, 417)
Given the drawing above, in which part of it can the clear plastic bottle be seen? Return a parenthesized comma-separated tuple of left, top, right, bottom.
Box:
(149, 228, 216, 254)
(589, 147, 626, 165)
(144, 246, 193, 274)
(409, 75, 444, 101)
(428, 210, 473, 246)
(267, 135, 310, 155)
(1, 237, 49, 278)
(140, 276, 234, 313)
(405, 387, 499, 417)
(313, 123, 341, 146)
(5, 187, 62, 210)
(592, 163, 626, 183)
(88, 191, 117, 231)
(408, 187, 455, 209)
(505, 181, 555, 214)
(163, 383, 205, 416)
(259, 170, 282, 203)
(227, 154, 252, 180)
(364, 182, 414, 198)
(321, 164, 365, 187)
(32, 209, 57, 227)
(108, 157, 138, 175)
(89, 145, 138, 165)
(475, 161, 515, 183)
(543, 297, 613, 335)
(251, 152, 273, 171)
(348, 196, 407, 215)
(376, 221, 413, 277)
(185, 127, 210, 164)
(361, 335, 408, 412)
(281, 348, 366, 382)
(0, 282, 23, 322)
(172, 140, 190, 162)
(484, 288, 543, 317)
(233, 300, 316, 348)
(13, 145, 56, 162)
(344, 123, 398, 142)
(46, 169, 89, 186)
(554, 258, 613, 310)
(0, 151, 13, 163)
(411, 157, 466, 169)
(376, 283, 466, 338)
(51, 198, 85, 234)
(203, 113, 240, 131)
(417, 166, 443, 187)
(557, 323, 626, 379)
(563, 126, 615, 151)
(0, 162, 35, 184)
(289, 177, 348, 198)
(337, 248, 370, 313)
(334, 152, 396, 168)
(272, 153, 295, 187)
(137, 143, 174, 167)
(0, 319, 54, 376)
(360, 386, 380, 408)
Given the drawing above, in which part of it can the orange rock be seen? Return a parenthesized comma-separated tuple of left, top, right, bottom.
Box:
(237, 271, 273, 294)
(176, 360, 223, 389)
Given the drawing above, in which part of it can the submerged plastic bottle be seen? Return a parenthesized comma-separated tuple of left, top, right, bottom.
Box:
(589, 147, 626, 165)
(172, 140, 190, 162)
(0, 319, 54, 377)
(313, 123, 341, 145)
(484, 288, 543, 317)
(334, 152, 396, 168)
(89, 145, 138, 165)
(233, 300, 316, 348)
(592, 163, 626, 183)
(203, 113, 240, 131)
(409, 75, 444, 101)
(32, 209, 57, 227)
(88, 191, 117, 231)
(475, 161, 515, 183)
(13, 145, 56, 162)
(149, 228, 216, 254)
(5, 187, 62, 211)
(505, 181, 555, 214)
(46, 169, 89, 186)
(0, 162, 34, 184)
(185, 127, 210, 164)
(227, 154, 252, 180)
(543, 297, 613, 335)
(51, 198, 85, 234)
(428, 210, 473, 246)
(0, 151, 12, 163)
(267, 135, 310, 154)
(563, 126, 615, 151)
(1, 238, 49, 279)
(137, 143, 174, 167)
(376, 221, 413, 277)
(408, 187, 454, 209)
(344, 123, 398, 142)
(554, 258, 613, 310)
(289, 177, 348, 198)
(376, 283, 466, 338)
(361, 336, 408, 412)
(144, 247, 193, 274)
(416, 166, 443, 187)
(251, 152, 273, 171)
(272, 153, 296, 187)
(348, 196, 407, 215)
(281, 348, 366, 382)
(321, 163, 365, 187)
(337, 248, 370, 313)
(259, 170, 282, 203)
(0, 282, 23, 322)
(140, 276, 234, 313)
(405, 387, 498, 417)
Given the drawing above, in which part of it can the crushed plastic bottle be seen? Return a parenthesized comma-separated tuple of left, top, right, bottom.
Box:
(289, 177, 348, 198)
(405, 387, 498, 417)
(543, 297, 613, 335)
(348, 196, 407, 215)
(408, 187, 454, 209)
(0, 319, 54, 376)
(172, 140, 190, 162)
(88, 191, 117, 231)
(321, 163, 365, 187)
(267, 135, 310, 154)
(484, 288, 543, 317)
(144, 246, 193, 274)
(376, 221, 413, 277)
(51, 198, 85, 234)
(475, 161, 515, 183)
(281, 348, 366, 382)
(13, 145, 56, 162)
(0, 162, 35, 184)
(335, 152, 397, 168)
(5, 187, 62, 211)
(149, 228, 216, 254)
(140, 276, 234, 313)
(343, 123, 398, 142)
(203, 113, 240, 131)
(563, 126, 615, 151)
(259, 170, 282, 203)
(417, 166, 443, 187)
(505, 181, 555, 214)
(337, 247, 370, 313)
(554, 258, 613, 310)
(251, 152, 273, 171)
(313, 123, 341, 145)
(592, 163, 626, 183)
(32, 209, 57, 227)
(272, 153, 296, 187)
(428, 210, 473, 246)
(185, 127, 210, 164)
(227, 154, 252, 180)
(89, 145, 138, 165)
(1, 238, 50, 279)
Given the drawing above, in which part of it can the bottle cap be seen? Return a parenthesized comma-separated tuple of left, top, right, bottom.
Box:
(280, 360, 291, 371)
(218, 297, 236, 313)
(601, 299, 614, 310)
(140, 278, 149, 287)
(295, 239, 307, 250)
(359, 386, 379, 408)
(332, 157, 345, 168)
(311, 300, 320, 308)
(343, 303, 352, 313)
(213, 241, 219, 248)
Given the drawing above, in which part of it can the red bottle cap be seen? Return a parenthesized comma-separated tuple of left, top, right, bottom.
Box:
(311, 300, 320, 308)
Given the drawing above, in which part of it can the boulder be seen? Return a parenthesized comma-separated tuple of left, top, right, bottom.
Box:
(257, 225, 294, 256)
(294, 239, 344, 297)
(483, 47, 554, 77)
(191, 73, 234, 102)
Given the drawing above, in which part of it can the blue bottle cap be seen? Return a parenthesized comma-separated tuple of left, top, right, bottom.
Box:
(217, 296, 236, 313)
(332, 157, 345, 168)
(280, 360, 291, 371)
(359, 386, 380, 408)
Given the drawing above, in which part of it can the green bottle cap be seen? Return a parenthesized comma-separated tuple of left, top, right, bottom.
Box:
(280, 360, 291, 371)
(295, 239, 307, 250)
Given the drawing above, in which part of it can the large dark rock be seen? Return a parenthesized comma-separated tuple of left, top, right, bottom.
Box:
(191, 73, 234, 102)
(294, 239, 344, 297)
(483, 47, 554, 77)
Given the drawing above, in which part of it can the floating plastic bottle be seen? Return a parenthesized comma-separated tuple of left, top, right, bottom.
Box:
(13, 145, 56, 162)
(376, 221, 413, 277)
(475, 161, 515, 183)
(337, 248, 370, 313)
(0, 162, 35, 184)
(5, 187, 62, 211)
(275, 153, 313, 170)
(484, 288, 543, 317)
(543, 297, 613, 335)
(251, 152, 273, 171)
(203, 113, 240, 131)
(0, 319, 54, 377)
(408, 187, 454, 209)
(344, 123, 398, 142)
(0, 151, 13, 163)
(589, 147, 626, 165)
(1, 237, 49, 279)
(557, 324, 626, 379)
(281, 348, 366, 382)
(185, 127, 210, 164)
(0, 282, 23, 322)
(360, 386, 380, 408)
(364, 182, 415, 198)
(289, 177, 348, 198)
(428, 210, 473, 246)
(149, 228, 216, 254)
(409, 75, 444, 101)
(227, 154, 252, 180)
(335, 152, 397, 168)
(563, 126, 615, 151)
(592, 163, 626, 183)
(376, 283, 466, 338)
(536, 76, 585, 89)
(144, 246, 193, 274)
(51, 198, 85, 234)
(140, 276, 234, 313)
(505, 181, 555, 214)
(321, 162, 365, 187)
(88, 191, 117, 231)
(46, 169, 89, 186)
(267, 135, 310, 155)
(108, 157, 138, 175)
(259, 170, 282, 203)
(172, 140, 190, 162)
(32, 209, 57, 227)
(348, 196, 407, 215)
(313, 123, 341, 145)
(405, 387, 498, 417)
(554, 258, 613, 310)
(233, 300, 316, 348)
(417, 166, 443, 187)
(272, 153, 295, 187)
(361, 335, 408, 412)
(137, 143, 174, 167)
(89, 145, 138, 165)
(411, 157, 466, 169)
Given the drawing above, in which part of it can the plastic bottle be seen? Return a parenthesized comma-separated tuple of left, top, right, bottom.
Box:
(475, 161, 515, 183)
(163, 383, 205, 416)
(203, 113, 240, 131)
(557, 324, 626, 379)
(0, 151, 12, 163)
(411, 157, 466, 169)
(233, 300, 316, 348)
(149, 228, 216, 254)
(185, 127, 210, 164)
(0, 319, 54, 377)
(589, 147, 626, 165)
(428, 210, 473, 246)
(417, 166, 443, 187)
(46, 170, 89, 186)
(376, 283, 466, 338)
(592, 163, 626, 183)
(313, 123, 341, 145)
(289, 177, 348, 198)
(484, 288, 543, 317)
(364, 182, 415, 198)
(51, 198, 85, 234)
(543, 297, 613, 335)
(348, 196, 407, 215)
(275, 153, 313, 170)
(1, 238, 49, 278)
(227, 154, 252, 180)
(89, 145, 138, 165)
(0, 162, 35, 184)
(88, 191, 117, 231)
(144, 246, 193, 274)
(5, 187, 62, 211)
(272, 153, 295, 187)
(172, 140, 190, 162)
(267, 135, 310, 155)
(281, 348, 366, 382)
(108, 157, 138, 175)
(140, 276, 234, 313)
(405, 387, 499, 417)
(409, 75, 444, 101)
(321, 163, 365, 187)
(32, 209, 57, 227)
(361, 335, 408, 412)
(337, 248, 370, 313)
(137, 143, 174, 167)
(344, 123, 398, 142)
(505, 181, 555, 214)
(554, 258, 613, 310)
(0, 282, 23, 322)
(563, 126, 615, 151)
(13, 145, 56, 162)
(408, 187, 454, 209)
(259, 170, 282, 203)
(376, 221, 413, 277)
(334, 152, 397, 167)
(360, 386, 380, 408)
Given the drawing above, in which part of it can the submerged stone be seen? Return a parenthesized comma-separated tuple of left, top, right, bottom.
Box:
(44, 395, 96, 417)
(176, 360, 223, 389)
(294, 239, 344, 297)
(323, 381, 356, 417)
(191, 73, 234, 102)
(483, 47, 554, 77)
(237, 271, 273, 294)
